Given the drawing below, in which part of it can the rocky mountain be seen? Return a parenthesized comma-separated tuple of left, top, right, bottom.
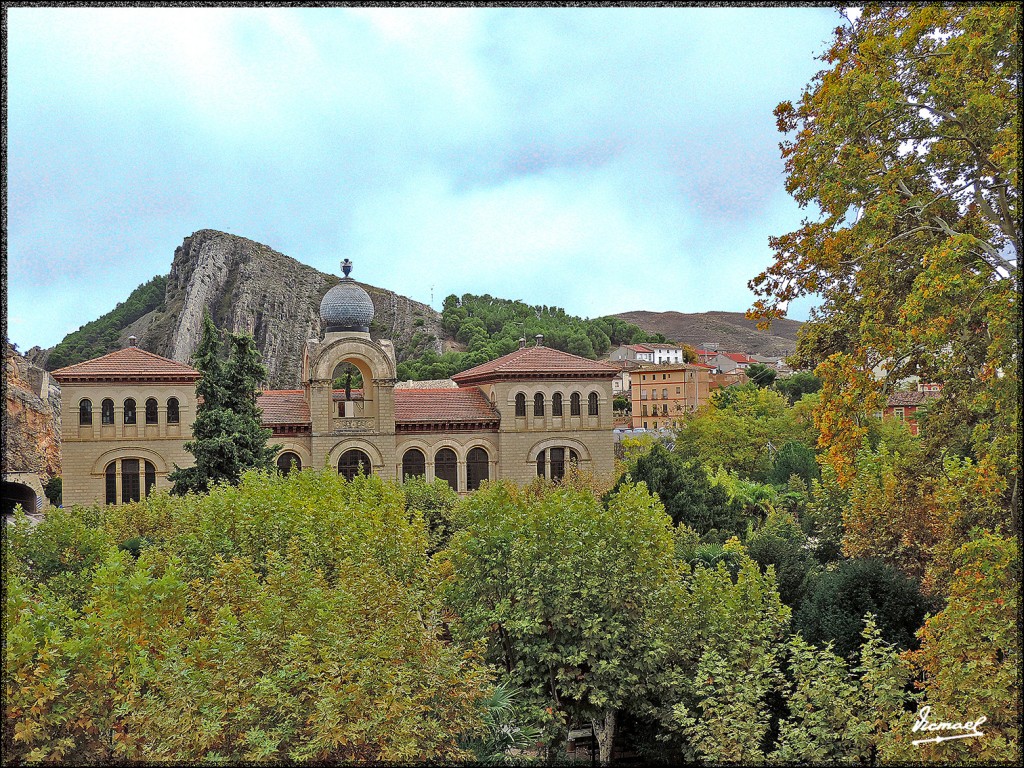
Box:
(29, 229, 803, 391)
(610, 310, 803, 358)
(4, 341, 61, 481)
(34, 230, 446, 389)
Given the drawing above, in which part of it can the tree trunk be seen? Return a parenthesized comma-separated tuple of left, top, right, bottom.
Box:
(591, 709, 616, 766)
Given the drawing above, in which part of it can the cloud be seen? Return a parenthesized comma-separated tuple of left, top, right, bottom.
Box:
(6, 6, 838, 349)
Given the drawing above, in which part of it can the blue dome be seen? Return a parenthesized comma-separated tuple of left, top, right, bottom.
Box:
(320, 262, 374, 333)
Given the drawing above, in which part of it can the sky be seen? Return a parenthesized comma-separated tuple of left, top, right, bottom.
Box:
(6, 6, 840, 352)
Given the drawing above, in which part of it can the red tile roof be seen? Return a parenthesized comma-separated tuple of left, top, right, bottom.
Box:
(395, 388, 500, 424)
(452, 346, 619, 384)
(51, 347, 201, 383)
(258, 390, 311, 424)
(886, 390, 940, 407)
(721, 352, 757, 364)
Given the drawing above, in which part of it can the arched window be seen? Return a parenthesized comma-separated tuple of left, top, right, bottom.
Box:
(79, 399, 93, 426)
(338, 449, 371, 481)
(466, 447, 489, 491)
(550, 447, 566, 481)
(515, 392, 527, 417)
(570, 392, 581, 416)
(552, 392, 563, 417)
(277, 452, 302, 475)
(144, 461, 156, 496)
(588, 392, 599, 416)
(102, 399, 114, 425)
(534, 392, 545, 417)
(145, 398, 158, 424)
(537, 450, 546, 478)
(121, 458, 140, 503)
(167, 397, 180, 424)
(124, 398, 136, 425)
(105, 462, 116, 504)
(402, 448, 426, 480)
(435, 448, 458, 491)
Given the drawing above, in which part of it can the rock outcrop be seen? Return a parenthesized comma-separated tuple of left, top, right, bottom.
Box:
(114, 230, 445, 389)
(3, 341, 61, 481)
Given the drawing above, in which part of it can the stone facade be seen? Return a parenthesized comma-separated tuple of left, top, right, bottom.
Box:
(52, 278, 618, 505)
(52, 347, 200, 507)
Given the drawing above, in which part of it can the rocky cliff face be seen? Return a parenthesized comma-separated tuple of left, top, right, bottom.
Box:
(119, 230, 444, 389)
(3, 341, 61, 480)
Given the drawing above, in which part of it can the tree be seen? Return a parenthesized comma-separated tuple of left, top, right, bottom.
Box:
(43, 476, 62, 507)
(774, 371, 822, 404)
(745, 362, 777, 388)
(3, 471, 494, 763)
(443, 481, 685, 765)
(744, 509, 818, 607)
(169, 313, 278, 495)
(749, 6, 1019, 515)
(675, 386, 816, 482)
(882, 532, 1020, 764)
(794, 558, 932, 659)
(612, 443, 736, 536)
(767, 440, 819, 487)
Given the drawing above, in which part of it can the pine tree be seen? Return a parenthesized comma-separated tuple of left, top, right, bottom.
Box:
(169, 313, 278, 495)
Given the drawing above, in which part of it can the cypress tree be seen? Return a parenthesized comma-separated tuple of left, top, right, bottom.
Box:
(169, 313, 279, 495)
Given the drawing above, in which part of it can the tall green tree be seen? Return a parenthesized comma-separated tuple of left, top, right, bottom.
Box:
(169, 313, 278, 495)
(442, 481, 685, 765)
(749, 5, 1019, 508)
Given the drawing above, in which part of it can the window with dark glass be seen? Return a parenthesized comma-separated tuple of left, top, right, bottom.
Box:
(79, 399, 93, 426)
(552, 393, 563, 416)
(167, 397, 180, 424)
(588, 392, 599, 416)
(435, 448, 458, 491)
(515, 392, 527, 417)
(568, 449, 580, 466)
(402, 448, 426, 480)
(145, 398, 158, 424)
(338, 450, 371, 481)
(570, 392, 581, 416)
(144, 461, 156, 496)
(105, 463, 117, 505)
(536, 450, 546, 478)
(534, 392, 544, 417)
(467, 447, 489, 491)
(124, 398, 136, 425)
(277, 452, 301, 475)
(121, 459, 140, 503)
(550, 447, 566, 481)
(662, 404, 669, 416)
(102, 399, 114, 425)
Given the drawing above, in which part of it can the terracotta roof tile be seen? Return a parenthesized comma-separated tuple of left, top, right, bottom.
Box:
(452, 346, 618, 384)
(395, 388, 500, 423)
(51, 347, 201, 382)
(887, 390, 940, 407)
(258, 390, 311, 424)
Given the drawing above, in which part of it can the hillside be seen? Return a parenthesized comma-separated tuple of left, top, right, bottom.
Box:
(30, 230, 445, 389)
(611, 310, 803, 358)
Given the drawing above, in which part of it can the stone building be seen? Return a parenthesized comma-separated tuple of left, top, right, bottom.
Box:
(52, 261, 618, 506)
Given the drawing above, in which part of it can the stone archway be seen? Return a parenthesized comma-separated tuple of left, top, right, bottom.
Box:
(2, 472, 47, 516)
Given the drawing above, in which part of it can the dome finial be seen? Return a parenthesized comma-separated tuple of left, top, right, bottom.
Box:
(341, 258, 353, 278)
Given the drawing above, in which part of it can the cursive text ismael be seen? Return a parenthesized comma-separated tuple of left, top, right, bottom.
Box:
(912, 706, 987, 746)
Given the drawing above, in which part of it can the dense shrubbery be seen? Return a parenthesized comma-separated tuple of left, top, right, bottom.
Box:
(396, 293, 665, 380)
(46, 275, 167, 370)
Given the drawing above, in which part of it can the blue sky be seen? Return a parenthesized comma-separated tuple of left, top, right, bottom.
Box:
(6, 6, 839, 352)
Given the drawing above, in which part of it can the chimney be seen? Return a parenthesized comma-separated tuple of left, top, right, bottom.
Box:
(519, 337, 527, 349)
(535, 334, 544, 347)
(127, 335, 137, 347)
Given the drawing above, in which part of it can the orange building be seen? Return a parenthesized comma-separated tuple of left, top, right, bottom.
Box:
(629, 364, 712, 430)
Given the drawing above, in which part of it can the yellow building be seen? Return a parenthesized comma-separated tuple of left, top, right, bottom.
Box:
(53, 261, 619, 505)
(630, 363, 712, 430)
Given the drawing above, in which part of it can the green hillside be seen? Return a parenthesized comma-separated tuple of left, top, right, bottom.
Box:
(394, 293, 664, 380)
(46, 276, 167, 370)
